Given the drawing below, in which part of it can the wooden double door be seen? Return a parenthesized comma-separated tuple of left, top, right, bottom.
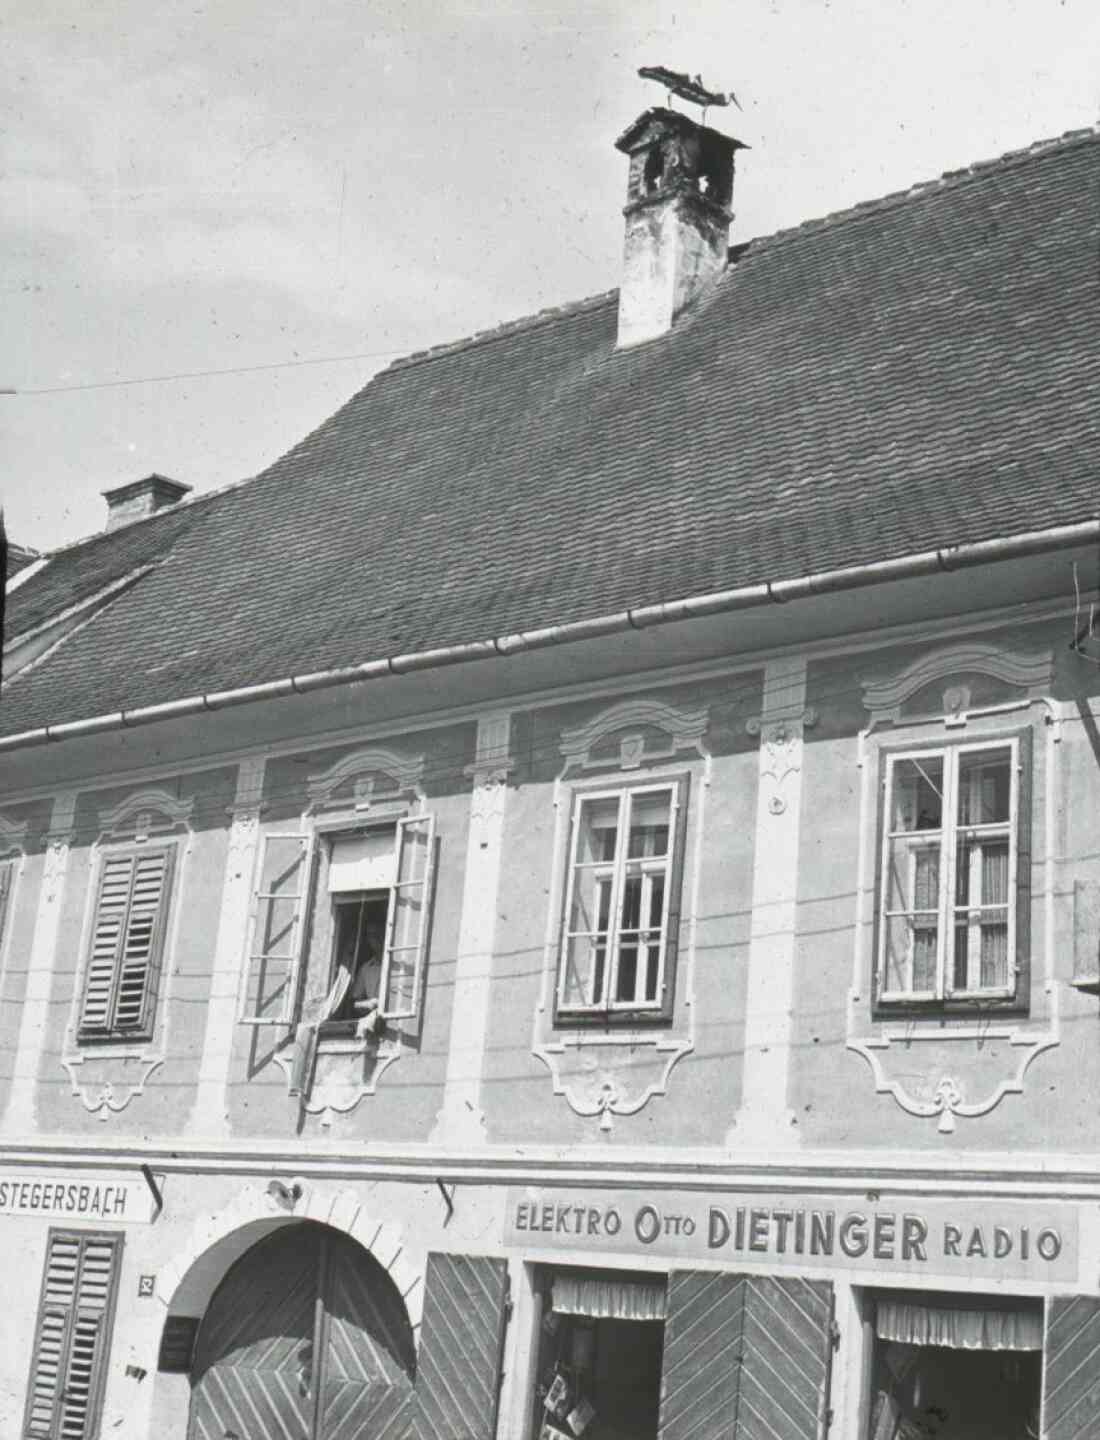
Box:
(188, 1221, 416, 1440)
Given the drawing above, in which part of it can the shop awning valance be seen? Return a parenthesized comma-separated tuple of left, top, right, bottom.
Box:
(552, 1273, 666, 1321)
(875, 1293, 1043, 1351)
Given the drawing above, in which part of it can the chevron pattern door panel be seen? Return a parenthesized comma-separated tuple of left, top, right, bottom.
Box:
(659, 1271, 747, 1440)
(738, 1277, 833, 1440)
(403, 1253, 509, 1440)
(319, 1233, 416, 1440)
(187, 1227, 317, 1440)
(1044, 1296, 1100, 1439)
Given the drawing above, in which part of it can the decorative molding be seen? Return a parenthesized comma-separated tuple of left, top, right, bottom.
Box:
(847, 1025, 1060, 1134)
(531, 1035, 695, 1132)
(862, 643, 1054, 728)
(153, 1181, 423, 1337)
(307, 746, 425, 811)
(745, 708, 818, 816)
(272, 1036, 403, 1125)
(559, 698, 709, 776)
(98, 787, 194, 842)
(61, 1053, 165, 1122)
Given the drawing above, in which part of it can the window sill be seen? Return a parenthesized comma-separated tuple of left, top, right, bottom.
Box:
(76, 1029, 155, 1047)
(871, 996, 1028, 1023)
(553, 1007, 673, 1031)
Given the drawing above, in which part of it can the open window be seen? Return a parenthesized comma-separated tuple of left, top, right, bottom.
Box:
(78, 846, 175, 1042)
(875, 735, 1030, 1014)
(239, 815, 436, 1031)
(555, 777, 687, 1025)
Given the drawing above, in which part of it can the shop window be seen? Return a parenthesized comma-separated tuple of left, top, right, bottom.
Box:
(534, 1269, 665, 1440)
(77, 846, 175, 1042)
(23, 1229, 123, 1440)
(867, 1290, 1041, 1439)
(876, 736, 1030, 1014)
(555, 778, 688, 1025)
(239, 817, 435, 1032)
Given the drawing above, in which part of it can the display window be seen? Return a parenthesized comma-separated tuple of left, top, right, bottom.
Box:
(533, 1268, 666, 1440)
(867, 1291, 1042, 1440)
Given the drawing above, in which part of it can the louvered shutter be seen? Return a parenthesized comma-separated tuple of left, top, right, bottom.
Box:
(79, 848, 173, 1038)
(380, 814, 436, 1021)
(239, 832, 314, 1024)
(659, 1273, 834, 1440)
(23, 1231, 122, 1440)
(402, 1253, 509, 1440)
(1044, 1296, 1100, 1439)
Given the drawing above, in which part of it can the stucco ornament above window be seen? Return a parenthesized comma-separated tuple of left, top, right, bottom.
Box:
(846, 641, 1059, 1132)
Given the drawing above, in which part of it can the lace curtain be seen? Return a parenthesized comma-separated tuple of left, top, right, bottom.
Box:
(551, 1273, 666, 1321)
(876, 1294, 1042, 1351)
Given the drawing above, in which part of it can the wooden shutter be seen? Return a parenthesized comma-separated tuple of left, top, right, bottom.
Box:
(659, 1273, 834, 1440)
(1044, 1296, 1100, 1439)
(79, 848, 173, 1038)
(659, 1271, 746, 1440)
(403, 1253, 509, 1440)
(1014, 728, 1033, 1006)
(380, 814, 436, 1021)
(239, 832, 314, 1024)
(23, 1230, 122, 1440)
(739, 1276, 834, 1440)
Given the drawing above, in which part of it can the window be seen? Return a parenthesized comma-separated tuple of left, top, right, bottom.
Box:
(556, 778, 687, 1023)
(0, 857, 14, 952)
(78, 847, 175, 1041)
(23, 1229, 122, 1440)
(239, 815, 436, 1030)
(877, 737, 1029, 1011)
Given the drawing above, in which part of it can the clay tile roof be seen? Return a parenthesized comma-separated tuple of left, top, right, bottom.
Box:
(3, 126, 1099, 738)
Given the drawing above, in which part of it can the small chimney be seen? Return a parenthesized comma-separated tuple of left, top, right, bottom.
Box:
(615, 107, 745, 348)
(102, 473, 192, 531)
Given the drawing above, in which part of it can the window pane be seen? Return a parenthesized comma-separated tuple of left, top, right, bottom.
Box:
(883, 915, 938, 994)
(568, 870, 612, 941)
(626, 790, 671, 859)
(561, 934, 607, 1008)
(981, 921, 1010, 989)
(616, 944, 638, 1002)
(957, 747, 1012, 826)
(576, 797, 619, 865)
(891, 756, 943, 833)
(885, 836, 940, 914)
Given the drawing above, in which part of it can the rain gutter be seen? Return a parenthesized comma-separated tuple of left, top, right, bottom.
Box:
(2, 517, 1096, 755)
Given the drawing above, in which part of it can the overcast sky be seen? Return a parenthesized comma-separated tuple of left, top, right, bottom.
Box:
(4, 0, 1098, 554)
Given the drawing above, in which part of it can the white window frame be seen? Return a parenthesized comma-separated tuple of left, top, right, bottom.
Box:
(556, 777, 685, 1020)
(239, 813, 436, 1028)
(877, 737, 1020, 1005)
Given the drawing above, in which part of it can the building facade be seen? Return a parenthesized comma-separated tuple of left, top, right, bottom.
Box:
(2, 105, 1100, 1440)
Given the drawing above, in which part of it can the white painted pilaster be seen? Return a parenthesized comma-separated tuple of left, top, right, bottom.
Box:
(430, 712, 513, 1146)
(186, 756, 266, 1139)
(730, 656, 814, 1147)
(3, 791, 77, 1136)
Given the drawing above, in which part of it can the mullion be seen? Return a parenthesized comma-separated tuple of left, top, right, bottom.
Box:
(603, 790, 630, 1008)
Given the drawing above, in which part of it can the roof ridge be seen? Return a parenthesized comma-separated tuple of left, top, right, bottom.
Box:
(386, 289, 618, 373)
(745, 123, 1100, 254)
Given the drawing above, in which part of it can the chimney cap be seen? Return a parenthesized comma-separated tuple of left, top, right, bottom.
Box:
(101, 472, 193, 505)
(615, 106, 748, 157)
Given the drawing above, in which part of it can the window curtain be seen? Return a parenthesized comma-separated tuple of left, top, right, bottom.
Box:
(551, 1273, 666, 1321)
(875, 1294, 1042, 1351)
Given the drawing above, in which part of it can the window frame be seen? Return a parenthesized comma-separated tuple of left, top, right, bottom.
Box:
(22, 1227, 123, 1440)
(872, 729, 1032, 1018)
(239, 811, 437, 1031)
(76, 842, 177, 1045)
(553, 772, 689, 1028)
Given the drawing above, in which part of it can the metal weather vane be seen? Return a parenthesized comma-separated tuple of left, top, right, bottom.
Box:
(638, 66, 742, 116)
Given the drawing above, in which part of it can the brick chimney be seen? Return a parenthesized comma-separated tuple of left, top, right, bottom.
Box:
(102, 473, 192, 531)
(615, 108, 745, 348)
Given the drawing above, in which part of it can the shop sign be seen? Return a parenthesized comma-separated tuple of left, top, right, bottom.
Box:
(0, 1171, 162, 1223)
(504, 1189, 1078, 1283)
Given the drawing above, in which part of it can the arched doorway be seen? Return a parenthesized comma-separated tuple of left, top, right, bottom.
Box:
(187, 1220, 416, 1440)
